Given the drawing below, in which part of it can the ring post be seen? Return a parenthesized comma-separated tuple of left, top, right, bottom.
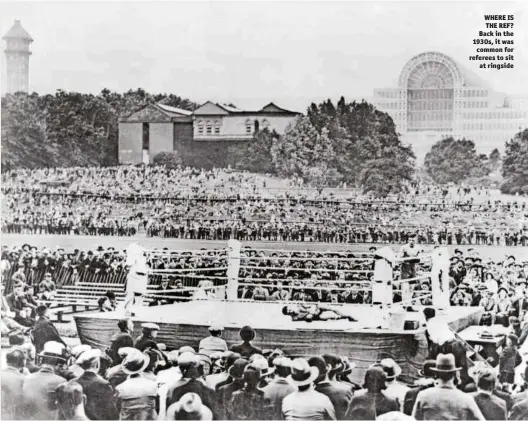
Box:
(226, 240, 242, 300)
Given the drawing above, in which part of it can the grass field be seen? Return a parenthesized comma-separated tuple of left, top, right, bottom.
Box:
(1, 234, 526, 260)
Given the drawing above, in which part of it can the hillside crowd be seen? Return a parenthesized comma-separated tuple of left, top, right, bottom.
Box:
(2, 166, 528, 246)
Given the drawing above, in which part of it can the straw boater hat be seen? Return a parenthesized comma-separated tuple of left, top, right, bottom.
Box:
(430, 354, 460, 373)
(75, 349, 101, 366)
(121, 348, 150, 375)
(289, 358, 319, 386)
(250, 355, 274, 377)
(71, 344, 92, 359)
(39, 341, 67, 363)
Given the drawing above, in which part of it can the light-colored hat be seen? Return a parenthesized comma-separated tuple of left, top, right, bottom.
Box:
(289, 358, 319, 386)
(141, 323, 160, 331)
(121, 349, 150, 375)
(76, 349, 102, 366)
(380, 358, 402, 380)
(167, 350, 180, 364)
(178, 352, 198, 367)
(208, 325, 223, 332)
(71, 344, 92, 359)
(167, 393, 213, 420)
(39, 341, 66, 359)
(251, 356, 274, 376)
(273, 357, 293, 369)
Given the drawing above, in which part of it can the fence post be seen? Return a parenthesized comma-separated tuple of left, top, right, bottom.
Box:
(372, 246, 394, 307)
(226, 239, 241, 301)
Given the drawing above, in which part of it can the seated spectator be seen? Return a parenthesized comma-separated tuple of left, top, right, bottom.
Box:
(98, 291, 117, 312)
(199, 325, 228, 356)
(32, 304, 67, 354)
(230, 325, 262, 358)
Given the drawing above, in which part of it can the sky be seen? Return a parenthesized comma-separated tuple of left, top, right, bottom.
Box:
(1, 0, 527, 112)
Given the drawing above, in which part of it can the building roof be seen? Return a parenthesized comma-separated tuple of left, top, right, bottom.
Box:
(156, 103, 193, 116)
(194, 101, 300, 116)
(2, 20, 33, 41)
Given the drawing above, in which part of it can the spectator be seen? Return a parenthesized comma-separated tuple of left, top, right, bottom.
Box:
(218, 357, 249, 420)
(262, 356, 296, 419)
(470, 369, 507, 420)
(22, 341, 69, 420)
(32, 305, 67, 354)
(55, 381, 89, 421)
(380, 358, 410, 409)
(135, 322, 160, 351)
(229, 364, 272, 420)
(412, 353, 485, 420)
(230, 325, 262, 358)
(510, 366, 528, 420)
(166, 392, 213, 421)
(199, 325, 228, 356)
(74, 349, 118, 420)
(402, 360, 436, 415)
(498, 334, 522, 391)
(108, 318, 135, 365)
(115, 348, 158, 420)
(282, 358, 336, 420)
(345, 365, 399, 420)
(1, 349, 26, 420)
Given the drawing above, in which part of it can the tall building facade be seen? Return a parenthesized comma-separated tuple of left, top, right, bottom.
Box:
(2, 20, 33, 94)
(373, 51, 528, 162)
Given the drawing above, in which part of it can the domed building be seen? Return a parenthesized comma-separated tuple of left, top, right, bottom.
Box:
(372, 51, 528, 162)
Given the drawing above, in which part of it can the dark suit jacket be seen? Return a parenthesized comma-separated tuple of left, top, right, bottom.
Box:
(1, 367, 25, 420)
(166, 378, 217, 419)
(509, 395, 528, 421)
(32, 316, 66, 353)
(22, 366, 65, 420)
(75, 371, 118, 420)
(471, 391, 507, 420)
(134, 335, 158, 352)
(403, 381, 435, 415)
(316, 381, 353, 420)
(109, 331, 134, 363)
(346, 390, 399, 420)
(230, 342, 262, 358)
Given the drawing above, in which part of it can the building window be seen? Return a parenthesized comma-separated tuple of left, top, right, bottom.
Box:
(214, 121, 220, 134)
(246, 119, 252, 134)
(206, 120, 212, 134)
(197, 121, 204, 134)
(142, 123, 150, 151)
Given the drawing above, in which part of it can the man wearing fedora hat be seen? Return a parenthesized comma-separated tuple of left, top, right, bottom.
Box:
(218, 358, 249, 419)
(229, 364, 273, 420)
(282, 358, 336, 420)
(308, 355, 352, 420)
(412, 353, 485, 420)
(403, 360, 436, 416)
(166, 392, 213, 421)
(380, 358, 409, 409)
(346, 365, 399, 420)
(74, 349, 118, 420)
(22, 341, 69, 420)
(135, 322, 160, 352)
(262, 357, 296, 420)
(115, 348, 158, 420)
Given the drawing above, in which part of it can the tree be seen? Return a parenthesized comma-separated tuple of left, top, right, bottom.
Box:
(501, 129, 528, 195)
(234, 128, 278, 174)
(152, 151, 182, 168)
(424, 137, 490, 184)
(271, 116, 336, 182)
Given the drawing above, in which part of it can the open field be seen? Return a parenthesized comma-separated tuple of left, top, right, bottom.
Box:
(1, 234, 526, 260)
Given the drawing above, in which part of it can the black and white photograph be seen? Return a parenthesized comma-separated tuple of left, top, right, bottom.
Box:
(1, 1, 528, 420)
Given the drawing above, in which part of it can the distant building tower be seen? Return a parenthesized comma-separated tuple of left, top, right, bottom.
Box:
(3, 20, 33, 94)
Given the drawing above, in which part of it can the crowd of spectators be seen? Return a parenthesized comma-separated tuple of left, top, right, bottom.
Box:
(2, 166, 527, 245)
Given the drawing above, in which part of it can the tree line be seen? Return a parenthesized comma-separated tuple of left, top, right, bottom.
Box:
(2, 90, 527, 197)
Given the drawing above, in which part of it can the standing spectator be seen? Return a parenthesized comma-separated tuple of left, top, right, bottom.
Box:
(345, 365, 399, 420)
(1, 349, 26, 420)
(22, 341, 68, 420)
(55, 381, 90, 421)
(115, 348, 158, 420)
(230, 325, 262, 358)
(470, 369, 507, 420)
(498, 334, 522, 391)
(32, 305, 67, 354)
(166, 392, 213, 421)
(403, 360, 436, 416)
(380, 358, 410, 409)
(510, 366, 528, 420)
(262, 357, 296, 420)
(74, 349, 118, 420)
(282, 358, 336, 420)
(308, 356, 352, 420)
(218, 358, 249, 420)
(199, 325, 228, 356)
(229, 364, 272, 420)
(412, 353, 485, 420)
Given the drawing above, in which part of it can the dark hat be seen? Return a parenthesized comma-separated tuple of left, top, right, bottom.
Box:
(423, 307, 436, 320)
(308, 356, 328, 380)
(36, 304, 48, 317)
(497, 287, 509, 295)
(228, 358, 249, 380)
(8, 332, 25, 346)
(419, 360, 436, 378)
(105, 291, 116, 300)
(454, 249, 463, 255)
(239, 325, 256, 342)
(380, 358, 402, 380)
(430, 353, 460, 373)
(507, 334, 519, 346)
(363, 365, 387, 390)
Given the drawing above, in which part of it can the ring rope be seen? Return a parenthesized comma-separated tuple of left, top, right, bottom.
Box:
(239, 266, 373, 273)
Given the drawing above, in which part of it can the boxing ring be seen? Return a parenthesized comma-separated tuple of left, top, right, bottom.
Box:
(74, 241, 483, 384)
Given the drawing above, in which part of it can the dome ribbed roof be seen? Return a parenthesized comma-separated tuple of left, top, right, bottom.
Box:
(3, 20, 33, 41)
